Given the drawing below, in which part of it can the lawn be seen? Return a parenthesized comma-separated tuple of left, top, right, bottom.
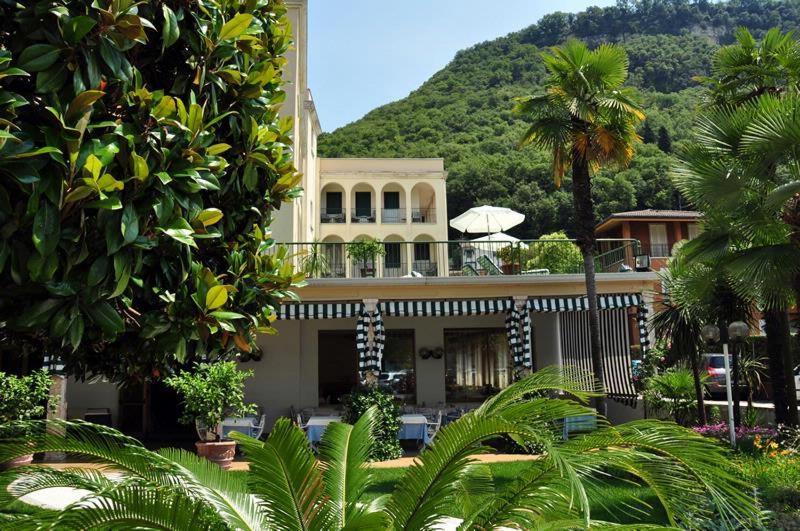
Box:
(364, 461, 670, 525)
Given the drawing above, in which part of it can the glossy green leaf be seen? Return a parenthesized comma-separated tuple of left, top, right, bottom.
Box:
(195, 208, 223, 227)
(35, 65, 68, 93)
(205, 285, 228, 310)
(18, 44, 61, 72)
(120, 203, 139, 244)
(87, 255, 109, 286)
(32, 201, 60, 256)
(161, 5, 179, 51)
(63, 16, 97, 44)
(87, 301, 124, 335)
(218, 14, 253, 42)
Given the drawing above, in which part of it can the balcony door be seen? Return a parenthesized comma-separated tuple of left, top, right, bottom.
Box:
(648, 223, 669, 257)
(383, 191, 401, 223)
(326, 192, 342, 215)
(355, 192, 371, 217)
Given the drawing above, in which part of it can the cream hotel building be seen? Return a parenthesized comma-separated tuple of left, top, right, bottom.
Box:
(66, 0, 659, 433)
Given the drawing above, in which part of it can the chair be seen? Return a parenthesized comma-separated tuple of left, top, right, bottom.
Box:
(477, 255, 503, 275)
(522, 268, 550, 276)
(426, 410, 443, 443)
(221, 414, 266, 440)
(296, 414, 309, 431)
(461, 263, 479, 276)
(562, 411, 598, 440)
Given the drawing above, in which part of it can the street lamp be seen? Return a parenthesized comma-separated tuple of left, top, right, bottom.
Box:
(701, 322, 750, 448)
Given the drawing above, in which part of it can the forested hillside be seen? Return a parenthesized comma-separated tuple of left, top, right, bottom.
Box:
(318, 0, 800, 238)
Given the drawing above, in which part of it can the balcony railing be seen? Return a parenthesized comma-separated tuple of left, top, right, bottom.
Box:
(320, 208, 345, 224)
(280, 239, 643, 279)
(411, 208, 435, 223)
(351, 208, 376, 223)
(381, 208, 407, 224)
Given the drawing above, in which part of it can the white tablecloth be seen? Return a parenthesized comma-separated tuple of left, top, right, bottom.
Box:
(305, 416, 342, 443)
(398, 414, 431, 445)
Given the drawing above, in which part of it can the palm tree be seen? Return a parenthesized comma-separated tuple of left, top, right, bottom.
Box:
(515, 40, 644, 413)
(0, 367, 761, 530)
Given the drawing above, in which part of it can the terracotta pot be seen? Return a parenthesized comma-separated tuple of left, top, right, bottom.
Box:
(196, 440, 236, 469)
(1, 453, 33, 470)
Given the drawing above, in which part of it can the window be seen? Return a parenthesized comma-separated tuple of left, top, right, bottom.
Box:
(379, 330, 416, 402)
(648, 223, 669, 257)
(383, 191, 400, 209)
(355, 192, 371, 217)
(414, 242, 431, 261)
(384, 242, 402, 268)
(445, 329, 511, 402)
(687, 223, 701, 240)
(325, 192, 342, 214)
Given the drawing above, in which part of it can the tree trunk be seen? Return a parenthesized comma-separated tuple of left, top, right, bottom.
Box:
(571, 152, 605, 416)
(763, 308, 797, 425)
(690, 349, 707, 424)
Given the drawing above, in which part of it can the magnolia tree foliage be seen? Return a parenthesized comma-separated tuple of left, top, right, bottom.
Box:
(0, 0, 305, 382)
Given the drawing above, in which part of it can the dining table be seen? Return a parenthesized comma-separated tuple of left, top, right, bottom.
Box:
(398, 414, 431, 446)
(305, 415, 342, 443)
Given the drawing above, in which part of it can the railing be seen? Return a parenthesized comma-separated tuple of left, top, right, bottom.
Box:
(381, 208, 407, 224)
(411, 208, 435, 223)
(320, 208, 345, 224)
(351, 208, 376, 223)
(641, 242, 671, 258)
(279, 238, 643, 279)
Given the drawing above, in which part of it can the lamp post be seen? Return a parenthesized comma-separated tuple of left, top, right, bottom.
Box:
(701, 322, 750, 448)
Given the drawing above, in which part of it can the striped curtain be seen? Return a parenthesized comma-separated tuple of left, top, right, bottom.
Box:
(356, 307, 384, 373)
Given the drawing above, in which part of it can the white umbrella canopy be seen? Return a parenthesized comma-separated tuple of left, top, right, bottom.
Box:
(470, 232, 528, 248)
(449, 205, 525, 234)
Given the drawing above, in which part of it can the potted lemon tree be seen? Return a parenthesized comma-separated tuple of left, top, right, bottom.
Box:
(165, 362, 255, 469)
(0, 369, 52, 468)
(346, 238, 385, 278)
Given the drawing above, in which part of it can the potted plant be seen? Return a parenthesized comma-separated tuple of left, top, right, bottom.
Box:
(165, 362, 256, 469)
(0, 369, 52, 469)
(346, 239, 385, 278)
(301, 240, 331, 278)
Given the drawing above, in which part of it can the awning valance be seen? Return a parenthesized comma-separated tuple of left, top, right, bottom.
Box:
(277, 302, 362, 320)
(380, 299, 513, 317)
(527, 293, 642, 312)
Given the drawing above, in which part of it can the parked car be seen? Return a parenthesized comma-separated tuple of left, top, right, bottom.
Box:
(702, 353, 751, 398)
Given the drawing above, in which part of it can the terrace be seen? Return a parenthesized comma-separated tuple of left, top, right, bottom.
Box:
(282, 238, 645, 279)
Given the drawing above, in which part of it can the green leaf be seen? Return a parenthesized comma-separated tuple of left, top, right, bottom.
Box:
(195, 208, 223, 227)
(65, 90, 105, 123)
(209, 311, 246, 320)
(218, 14, 253, 42)
(35, 65, 68, 93)
(87, 255, 108, 286)
(83, 154, 103, 180)
(32, 201, 60, 256)
(161, 5, 179, 51)
(68, 314, 84, 350)
(205, 285, 228, 310)
(187, 103, 203, 134)
(158, 221, 196, 248)
(63, 16, 97, 44)
(110, 252, 131, 298)
(87, 301, 124, 335)
(65, 186, 94, 203)
(15, 299, 63, 328)
(120, 203, 138, 244)
(130, 152, 148, 180)
(206, 143, 231, 156)
(18, 44, 61, 72)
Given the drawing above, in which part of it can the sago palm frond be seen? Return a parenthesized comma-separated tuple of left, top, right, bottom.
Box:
(317, 406, 385, 529)
(231, 418, 330, 531)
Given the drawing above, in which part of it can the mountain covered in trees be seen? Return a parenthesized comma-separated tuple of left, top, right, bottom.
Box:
(318, 0, 800, 238)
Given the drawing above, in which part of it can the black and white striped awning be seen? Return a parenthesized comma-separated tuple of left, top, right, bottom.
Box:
(528, 293, 642, 312)
(380, 299, 513, 317)
(277, 302, 363, 320)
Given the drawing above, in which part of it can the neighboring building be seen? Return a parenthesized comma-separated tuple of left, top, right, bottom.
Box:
(595, 209, 703, 270)
(65, 0, 659, 436)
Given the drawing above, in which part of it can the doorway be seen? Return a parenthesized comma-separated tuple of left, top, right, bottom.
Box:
(318, 331, 359, 405)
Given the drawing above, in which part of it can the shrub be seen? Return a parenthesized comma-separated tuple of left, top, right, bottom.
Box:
(164, 361, 255, 441)
(0, 0, 304, 384)
(342, 386, 402, 461)
(0, 369, 52, 423)
(525, 231, 583, 273)
(643, 366, 705, 425)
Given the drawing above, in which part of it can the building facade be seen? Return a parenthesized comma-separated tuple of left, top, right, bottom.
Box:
(65, 0, 659, 435)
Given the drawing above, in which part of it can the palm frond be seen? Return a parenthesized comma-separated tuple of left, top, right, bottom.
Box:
(232, 419, 330, 531)
(318, 406, 382, 528)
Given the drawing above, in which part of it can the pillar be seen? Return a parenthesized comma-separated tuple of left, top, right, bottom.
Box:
(44, 374, 67, 462)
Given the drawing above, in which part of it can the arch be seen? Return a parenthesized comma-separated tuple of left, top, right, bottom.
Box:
(411, 234, 439, 277)
(320, 183, 346, 223)
(319, 235, 345, 278)
(410, 182, 436, 223)
(380, 182, 407, 224)
(350, 183, 376, 223)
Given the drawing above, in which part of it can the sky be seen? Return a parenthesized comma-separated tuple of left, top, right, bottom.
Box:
(308, 0, 616, 132)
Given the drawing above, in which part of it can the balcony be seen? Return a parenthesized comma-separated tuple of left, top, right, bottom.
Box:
(320, 208, 345, 224)
(411, 208, 435, 223)
(280, 239, 644, 279)
(381, 208, 407, 224)
(351, 208, 376, 223)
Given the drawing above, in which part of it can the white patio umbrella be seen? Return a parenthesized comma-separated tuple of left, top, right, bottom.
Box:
(449, 205, 525, 234)
(470, 232, 527, 248)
